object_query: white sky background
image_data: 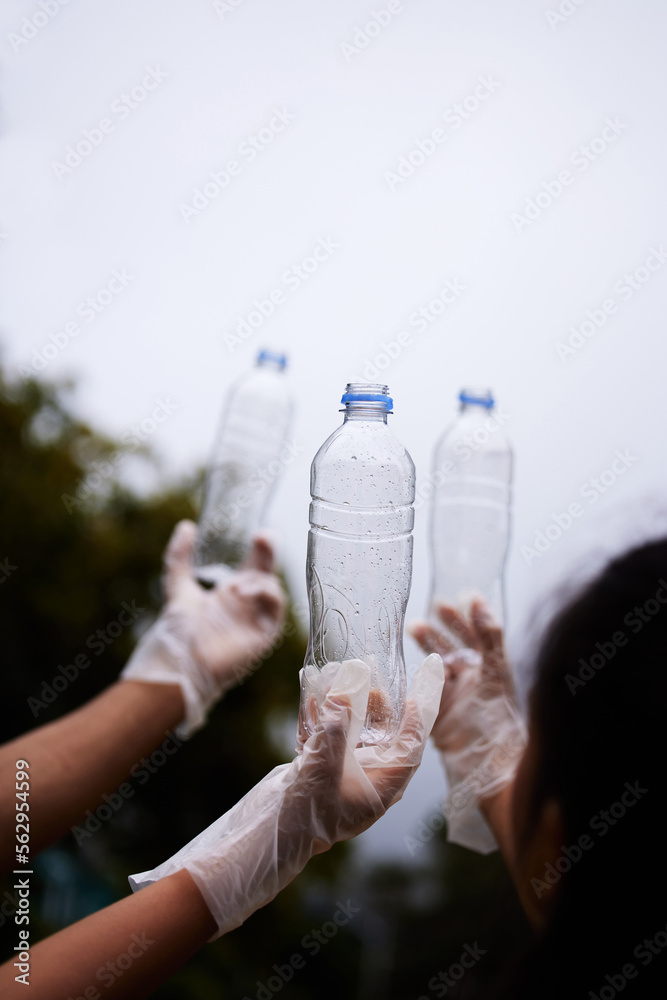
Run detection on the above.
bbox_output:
[3,0,667,860]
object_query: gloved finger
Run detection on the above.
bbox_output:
[242,532,276,574]
[296,693,318,753]
[362,701,423,808]
[163,520,198,601]
[296,661,345,754]
[297,660,370,762]
[228,571,287,629]
[366,686,395,737]
[470,598,505,661]
[365,654,444,764]
[408,622,462,667]
[302,694,351,789]
[434,604,477,649]
[326,659,371,750]
[360,654,444,770]
[406,653,445,741]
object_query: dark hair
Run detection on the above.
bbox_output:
[510,537,667,997]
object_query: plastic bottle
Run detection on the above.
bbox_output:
[428,387,512,629]
[300,382,415,747]
[194,350,293,585]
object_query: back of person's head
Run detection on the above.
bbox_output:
[510,536,667,998]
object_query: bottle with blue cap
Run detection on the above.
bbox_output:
[428,386,512,627]
[300,382,415,746]
[194,350,293,585]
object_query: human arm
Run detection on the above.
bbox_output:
[0,520,286,871]
[0,655,443,998]
[0,680,184,872]
[129,654,445,939]
[478,784,517,871]
[0,869,215,999]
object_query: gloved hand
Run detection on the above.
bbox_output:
[121,519,287,737]
[409,598,526,854]
[129,654,444,938]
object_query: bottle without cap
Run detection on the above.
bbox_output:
[428,388,512,629]
[300,383,415,747]
[194,350,293,586]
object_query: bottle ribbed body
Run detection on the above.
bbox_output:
[301,384,414,746]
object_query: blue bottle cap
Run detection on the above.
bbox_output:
[459,388,494,408]
[341,388,393,411]
[257,350,288,369]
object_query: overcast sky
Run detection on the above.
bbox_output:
[3,0,667,858]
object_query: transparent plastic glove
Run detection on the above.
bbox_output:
[409,598,526,854]
[121,519,286,738]
[128,654,444,938]
[297,659,405,752]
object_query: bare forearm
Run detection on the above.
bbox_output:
[0,681,184,868]
[0,869,216,998]
[479,783,517,874]
[479,783,544,929]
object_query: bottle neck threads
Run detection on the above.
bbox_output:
[341,382,393,422]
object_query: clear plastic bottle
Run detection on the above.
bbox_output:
[300,383,415,747]
[194,350,293,586]
[428,387,512,629]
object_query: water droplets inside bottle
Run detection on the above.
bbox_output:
[300,382,415,747]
